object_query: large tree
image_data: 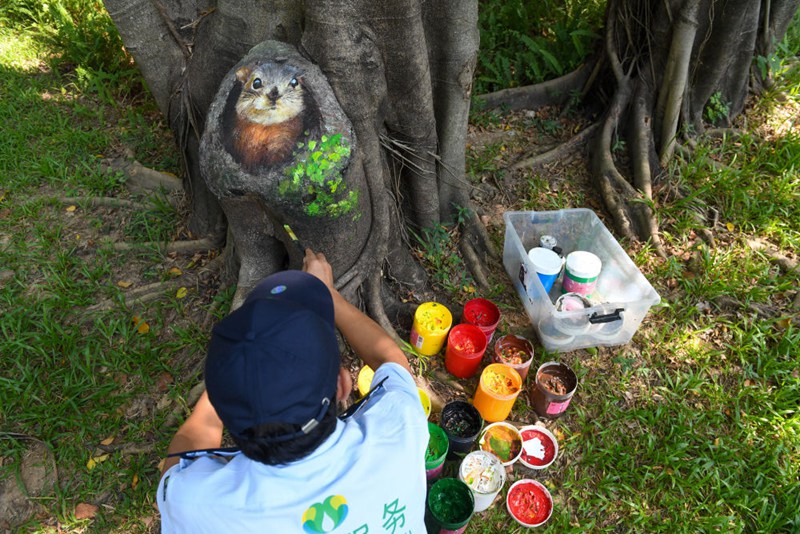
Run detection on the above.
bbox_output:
[103,0,488,330]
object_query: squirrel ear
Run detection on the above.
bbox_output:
[235,66,252,83]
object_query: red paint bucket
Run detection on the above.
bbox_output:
[461,298,501,343]
[444,324,488,379]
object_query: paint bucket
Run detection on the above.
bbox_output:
[410,302,453,356]
[440,401,483,457]
[527,247,563,293]
[418,388,432,418]
[472,364,522,423]
[562,251,602,297]
[445,324,488,379]
[478,421,523,466]
[492,334,534,381]
[458,450,506,512]
[530,361,578,419]
[506,479,554,528]
[425,478,475,534]
[426,422,449,481]
[461,298,501,343]
[518,425,559,470]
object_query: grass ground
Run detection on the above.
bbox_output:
[1,15,799,534]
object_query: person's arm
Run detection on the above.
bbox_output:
[302,249,412,375]
[161,390,224,474]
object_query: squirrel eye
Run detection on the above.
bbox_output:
[289,78,298,88]
[252,78,262,89]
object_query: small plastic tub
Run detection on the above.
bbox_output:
[492,334,534,381]
[506,479,554,528]
[410,302,452,356]
[518,425,558,470]
[478,422,523,466]
[444,324,488,379]
[562,251,602,297]
[472,364,522,423]
[527,247,563,293]
[462,298,501,343]
[426,422,449,480]
[459,450,506,512]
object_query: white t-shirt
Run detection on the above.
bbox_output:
[157,363,429,533]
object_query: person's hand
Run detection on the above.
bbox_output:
[302,248,334,289]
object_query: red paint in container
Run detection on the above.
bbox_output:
[445,324,488,379]
[518,425,558,470]
[462,298,501,343]
[506,479,553,528]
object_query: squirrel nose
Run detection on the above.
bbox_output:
[268,87,279,102]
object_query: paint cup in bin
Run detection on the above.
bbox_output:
[528,247,563,293]
[461,298,501,343]
[410,302,452,356]
[472,364,522,423]
[445,324,488,379]
[563,250,602,297]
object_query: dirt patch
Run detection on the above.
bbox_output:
[0,439,57,529]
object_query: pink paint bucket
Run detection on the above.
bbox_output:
[562,251,602,297]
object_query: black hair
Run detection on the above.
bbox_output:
[232,403,338,465]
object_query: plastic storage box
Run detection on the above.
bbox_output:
[503,209,660,352]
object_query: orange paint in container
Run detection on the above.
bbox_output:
[472,363,522,422]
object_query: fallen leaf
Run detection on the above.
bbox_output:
[168,267,182,276]
[157,458,166,472]
[87,454,109,470]
[75,502,98,520]
[132,473,139,490]
[137,321,150,334]
[744,379,756,387]
[100,436,115,446]
[66,205,77,212]
[176,287,188,299]
[157,372,174,392]
[776,318,791,330]
[726,222,735,232]
[117,280,133,288]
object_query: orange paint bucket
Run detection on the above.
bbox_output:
[472,364,522,423]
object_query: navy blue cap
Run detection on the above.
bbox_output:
[205,270,340,440]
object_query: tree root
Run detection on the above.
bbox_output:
[88,254,223,311]
[746,239,799,274]
[459,238,490,290]
[476,62,593,111]
[509,122,600,172]
[101,157,183,194]
[60,196,149,211]
[112,236,223,254]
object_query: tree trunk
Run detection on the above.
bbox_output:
[103,0,482,324]
[589,0,800,246]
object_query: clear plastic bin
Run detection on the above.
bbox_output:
[503,209,661,352]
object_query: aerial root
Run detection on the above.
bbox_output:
[509,122,600,172]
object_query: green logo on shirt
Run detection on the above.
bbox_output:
[302,495,349,533]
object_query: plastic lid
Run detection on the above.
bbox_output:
[565,251,602,279]
[527,247,563,276]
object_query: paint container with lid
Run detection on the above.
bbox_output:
[562,251,602,297]
[527,247,563,293]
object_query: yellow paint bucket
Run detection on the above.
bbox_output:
[357,365,375,397]
[418,387,432,418]
[357,366,431,418]
[409,302,452,356]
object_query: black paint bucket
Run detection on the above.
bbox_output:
[440,400,483,457]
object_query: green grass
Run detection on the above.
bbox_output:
[2,3,800,533]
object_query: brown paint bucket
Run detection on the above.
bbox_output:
[529,361,577,419]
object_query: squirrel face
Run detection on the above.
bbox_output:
[235,62,306,126]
